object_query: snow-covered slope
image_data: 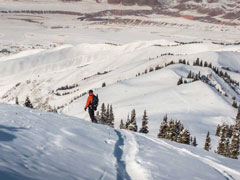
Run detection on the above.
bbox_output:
[0,39,240,150]
[0,103,239,180]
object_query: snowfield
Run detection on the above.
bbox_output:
[0,103,240,180]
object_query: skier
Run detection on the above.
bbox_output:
[84,90,98,123]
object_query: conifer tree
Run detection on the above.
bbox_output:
[192,137,198,147]
[195,58,200,66]
[187,71,192,78]
[177,77,183,85]
[182,129,190,144]
[215,124,221,136]
[100,103,107,124]
[139,110,149,134]
[204,131,211,151]
[166,120,175,141]
[216,127,227,156]
[158,115,168,138]
[208,63,212,69]
[24,96,33,108]
[15,97,19,105]
[229,132,240,159]
[125,114,130,129]
[224,138,230,157]
[236,105,240,120]
[109,105,114,128]
[174,120,184,139]
[232,101,238,108]
[178,129,190,144]
[204,61,208,67]
[119,119,125,129]
[128,109,138,132]
[106,104,110,122]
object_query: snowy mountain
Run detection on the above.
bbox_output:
[0,0,240,178]
[0,103,240,180]
[0,0,240,24]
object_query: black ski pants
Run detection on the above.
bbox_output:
[88,108,97,123]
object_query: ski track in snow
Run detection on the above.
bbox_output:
[123,131,151,180]
[143,135,240,180]
[114,130,131,180]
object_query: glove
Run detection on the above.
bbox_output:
[84,108,87,111]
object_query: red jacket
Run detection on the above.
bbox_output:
[85,92,94,109]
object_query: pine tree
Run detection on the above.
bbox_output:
[100,103,107,124]
[208,63,212,69]
[192,137,198,147]
[204,61,208,67]
[182,129,191,144]
[177,129,190,144]
[24,96,33,108]
[195,58,200,66]
[109,105,114,128]
[236,105,240,120]
[125,114,130,129]
[173,120,183,142]
[232,101,238,108]
[187,71,192,78]
[128,109,138,132]
[119,119,125,129]
[216,127,227,156]
[102,82,106,87]
[158,115,168,138]
[165,120,175,141]
[229,132,239,159]
[215,124,221,136]
[105,104,110,125]
[177,77,183,85]
[15,97,19,105]
[224,138,230,157]
[139,110,149,134]
[204,131,211,151]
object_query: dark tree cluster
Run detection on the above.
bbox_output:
[136,65,164,77]
[56,84,79,91]
[175,41,203,45]
[96,103,114,128]
[215,108,240,159]
[178,70,210,86]
[97,71,111,75]
[157,115,197,146]
[120,109,149,134]
[154,41,202,47]
[24,96,33,109]
[178,59,190,65]
[212,41,240,46]
[192,58,240,94]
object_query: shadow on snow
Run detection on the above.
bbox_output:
[0,125,26,142]
[114,130,131,180]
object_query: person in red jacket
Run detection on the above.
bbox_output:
[84,90,97,123]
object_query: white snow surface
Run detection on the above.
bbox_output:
[0,103,240,180]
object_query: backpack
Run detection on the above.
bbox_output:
[92,94,99,111]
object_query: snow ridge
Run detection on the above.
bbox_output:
[123,131,151,180]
